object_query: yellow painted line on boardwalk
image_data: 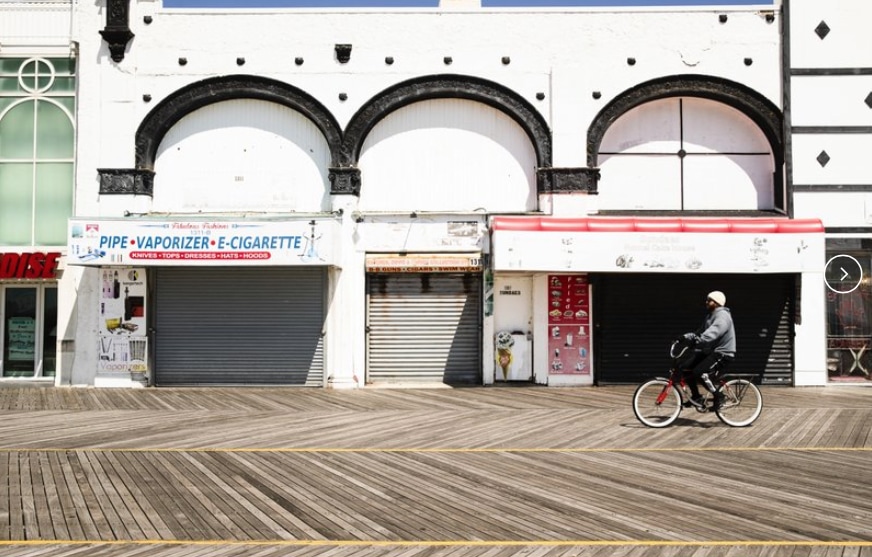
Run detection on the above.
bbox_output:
[0,446,870,453]
[0,539,871,548]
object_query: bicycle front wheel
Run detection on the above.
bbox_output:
[633,379,681,428]
[716,379,763,427]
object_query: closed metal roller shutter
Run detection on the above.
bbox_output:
[367,273,481,384]
[154,267,325,386]
[594,274,795,385]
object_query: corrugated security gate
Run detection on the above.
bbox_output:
[595,273,795,385]
[366,273,482,384]
[154,267,326,386]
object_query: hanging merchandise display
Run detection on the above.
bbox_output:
[98,268,147,376]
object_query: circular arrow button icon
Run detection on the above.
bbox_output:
[825,254,863,294]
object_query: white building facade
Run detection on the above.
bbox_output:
[6,0,864,387]
[786,0,872,384]
[0,1,75,381]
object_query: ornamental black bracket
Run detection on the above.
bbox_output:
[98,168,155,196]
[328,167,361,196]
[537,167,600,194]
[99,0,134,63]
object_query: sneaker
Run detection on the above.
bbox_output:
[711,392,725,410]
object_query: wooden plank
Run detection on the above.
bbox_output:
[20,453,40,539]
[74,451,135,540]
[65,450,113,541]
[53,451,92,541]
[0,452,9,540]
[41,451,73,540]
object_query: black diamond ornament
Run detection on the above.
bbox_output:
[817,151,831,168]
[865,92,872,109]
[815,21,830,39]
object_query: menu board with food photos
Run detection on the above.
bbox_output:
[547,274,591,375]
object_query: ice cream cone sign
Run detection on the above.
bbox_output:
[495,331,515,381]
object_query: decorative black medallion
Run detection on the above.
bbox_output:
[335,44,352,64]
[814,21,830,40]
[537,167,600,194]
[98,168,155,196]
[816,151,831,168]
[328,167,362,196]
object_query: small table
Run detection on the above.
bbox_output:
[828,337,871,377]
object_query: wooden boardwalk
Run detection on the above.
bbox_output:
[0,384,870,556]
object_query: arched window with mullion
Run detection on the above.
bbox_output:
[596,97,774,213]
[0,58,75,247]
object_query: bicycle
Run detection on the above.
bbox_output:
[632,338,763,428]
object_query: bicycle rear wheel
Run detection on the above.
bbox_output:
[715,379,762,427]
[633,379,681,428]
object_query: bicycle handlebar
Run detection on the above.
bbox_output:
[669,338,693,360]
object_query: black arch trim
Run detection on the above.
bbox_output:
[135,74,343,170]
[587,74,783,168]
[341,74,552,167]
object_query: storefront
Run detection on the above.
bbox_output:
[824,238,872,383]
[68,217,339,387]
[490,216,826,386]
[0,251,61,379]
[594,273,795,385]
[366,254,482,384]
[357,216,487,385]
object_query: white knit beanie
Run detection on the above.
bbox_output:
[707,291,726,306]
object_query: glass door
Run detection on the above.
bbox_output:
[2,285,57,378]
[3,287,37,377]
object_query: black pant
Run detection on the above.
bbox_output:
[679,351,733,399]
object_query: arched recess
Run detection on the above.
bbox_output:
[587,75,785,211]
[134,75,342,171]
[341,74,551,169]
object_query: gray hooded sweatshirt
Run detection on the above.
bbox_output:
[696,306,736,357]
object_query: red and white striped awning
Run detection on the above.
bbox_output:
[490,217,824,273]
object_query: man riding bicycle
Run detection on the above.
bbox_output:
[680,290,736,410]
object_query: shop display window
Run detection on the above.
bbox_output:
[826,239,872,382]
[1,285,56,378]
